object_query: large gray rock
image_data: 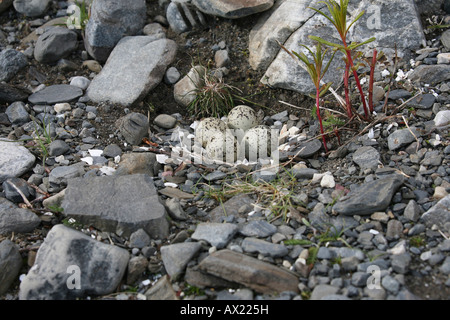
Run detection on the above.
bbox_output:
[28,84,83,105]
[192,0,274,19]
[0,140,35,184]
[62,174,169,238]
[13,0,50,17]
[87,36,177,107]
[33,27,78,65]
[0,83,29,103]
[19,224,130,300]
[197,249,299,294]
[84,0,147,62]
[332,175,404,216]
[387,126,422,151]
[0,49,28,82]
[0,0,13,14]
[0,239,22,295]
[408,64,450,86]
[255,0,426,94]
[0,197,40,235]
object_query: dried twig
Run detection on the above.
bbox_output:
[6,180,32,208]
[402,115,419,153]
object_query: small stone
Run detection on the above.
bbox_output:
[0,239,22,295]
[404,200,421,222]
[154,114,177,129]
[386,219,403,241]
[381,275,400,294]
[70,76,91,90]
[241,237,288,258]
[129,229,151,249]
[391,253,411,274]
[191,223,238,249]
[48,139,70,157]
[160,242,202,280]
[320,173,335,188]
[239,220,277,238]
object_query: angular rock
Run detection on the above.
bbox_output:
[434,110,450,127]
[144,275,179,300]
[164,197,188,220]
[239,220,277,238]
[0,49,28,82]
[84,0,147,62]
[115,112,149,145]
[167,0,207,34]
[129,229,151,249]
[62,174,169,238]
[87,36,177,106]
[241,237,288,258]
[208,194,255,222]
[192,0,274,19]
[48,139,70,157]
[126,255,148,285]
[173,65,206,107]
[332,175,404,216]
[386,219,403,240]
[406,93,436,109]
[197,249,299,294]
[33,27,78,65]
[160,242,202,280]
[0,140,35,184]
[387,127,422,151]
[0,197,41,234]
[19,224,130,300]
[69,76,91,90]
[13,0,51,17]
[0,83,29,103]
[352,146,380,170]
[310,284,339,300]
[408,64,450,85]
[28,84,83,105]
[421,195,450,231]
[0,239,22,295]
[259,0,425,94]
[191,223,238,249]
[404,199,421,222]
[6,101,30,125]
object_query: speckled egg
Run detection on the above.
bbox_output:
[243,125,273,160]
[227,105,259,131]
[195,117,227,147]
[205,130,237,162]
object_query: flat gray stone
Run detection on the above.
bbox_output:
[0,140,35,184]
[352,146,380,170]
[154,114,177,129]
[28,84,83,105]
[114,152,157,177]
[241,237,288,258]
[191,222,238,249]
[408,64,450,85]
[197,249,299,294]
[62,174,169,238]
[239,220,277,237]
[387,127,422,151]
[0,239,23,295]
[87,36,177,107]
[48,163,85,186]
[310,284,339,300]
[160,242,202,280]
[406,93,436,109]
[332,175,404,216]
[19,224,130,300]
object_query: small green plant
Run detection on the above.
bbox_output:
[26,115,55,167]
[187,66,242,118]
[183,284,205,296]
[308,0,376,119]
[410,235,426,248]
[280,41,336,153]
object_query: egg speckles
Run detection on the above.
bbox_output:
[243,125,273,160]
[205,130,237,161]
[227,105,258,131]
[195,117,227,147]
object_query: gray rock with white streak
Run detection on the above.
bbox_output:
[19,224,130,300]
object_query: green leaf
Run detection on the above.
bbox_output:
[319,82,333,97]
[308,36,344,50]
[348,37,376,50]
[346,10,365,35]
